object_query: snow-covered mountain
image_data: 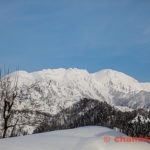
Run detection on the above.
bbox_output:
[10,68,150,114]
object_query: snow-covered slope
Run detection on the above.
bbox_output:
[0,126,149,150]
[9,68,150,113]
[141,83,150,92]
[131,114,150,123]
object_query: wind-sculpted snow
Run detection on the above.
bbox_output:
[9,68,150,114]
[0,126,149,150]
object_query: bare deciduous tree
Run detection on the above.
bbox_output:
[0,67,51,138]
[0,67,19,138]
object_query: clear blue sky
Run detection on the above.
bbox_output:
[0,0,150,82]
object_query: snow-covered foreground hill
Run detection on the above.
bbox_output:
[10,68,150,113]
[0,126,149,150]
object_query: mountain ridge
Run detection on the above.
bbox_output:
[8,68,150,114]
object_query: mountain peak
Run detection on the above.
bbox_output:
[6,68,150,114]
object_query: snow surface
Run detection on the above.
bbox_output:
[0,126,149,150]
[141,82,150,92]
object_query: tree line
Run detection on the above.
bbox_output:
[34,98,150,137]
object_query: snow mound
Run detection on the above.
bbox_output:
[0,126,149,150]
